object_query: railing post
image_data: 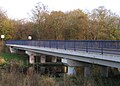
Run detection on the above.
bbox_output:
[64,40,66,50]
[39,41,41,47]
[57,41,59,49]
[35,41,37,46]
[49,40,51,48]
[117,41,119,49]
[101,41,103,54]
[44,41,45,47]
[74,41,76,51]
[86,41,88,52]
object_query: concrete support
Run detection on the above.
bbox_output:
[68,66,76,75]
[40,55,46,74]
[25,51,36,64]
[29,54,35,64]
[62,59,90,75]
[52,57,57,62]
[41,55,46,63]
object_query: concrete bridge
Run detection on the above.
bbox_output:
[6,40,120,77]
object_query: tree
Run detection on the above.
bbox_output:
[0,9,15,40]
[63,9,89,40]
[88,6,120,40]
[30,4,120,40]
[13,19,34,40]
[44,11,66,40]
[30,2,49,40]
[31,2,49,23]
[1,19,15,40]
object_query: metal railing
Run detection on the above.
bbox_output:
[6,40,120,55]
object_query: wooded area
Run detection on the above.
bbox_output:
[0,3,120,40]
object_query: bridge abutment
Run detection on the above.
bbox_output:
[9,47,17,53]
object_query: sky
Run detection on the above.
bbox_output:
[0,0,120,19]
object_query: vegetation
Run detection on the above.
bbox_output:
[0,53,119,86]
[0,2,120,41]
[0,68,120,86]
[0,53,27,61]
[0,53,28,66]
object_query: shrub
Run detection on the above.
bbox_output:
[0,57,6,65]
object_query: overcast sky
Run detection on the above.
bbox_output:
[0,0,120,19]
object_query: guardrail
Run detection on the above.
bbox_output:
[6,40,120,55]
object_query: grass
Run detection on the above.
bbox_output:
[0,53,27,60]
[0,53,28,66]
[0,71,58,86]
[0,69,120,86]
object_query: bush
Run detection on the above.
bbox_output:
[0,57,6,65]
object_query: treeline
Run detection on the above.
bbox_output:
[0,2,120,40]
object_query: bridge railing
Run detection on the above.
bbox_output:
[6,40,120,55]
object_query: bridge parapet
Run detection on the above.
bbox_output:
[6,40,120,55]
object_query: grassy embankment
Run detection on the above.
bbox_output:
[0,53,27,61]
[0,53,28,66]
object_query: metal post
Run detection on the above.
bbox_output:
[44,41,45,47]
[64,41,66,50]
[49,40,51,48]
[86,41,88,52]
[56,41,58,49]
[101,41,103,54]
[74,41,76,51]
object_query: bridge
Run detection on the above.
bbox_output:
[6,40,120,77]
